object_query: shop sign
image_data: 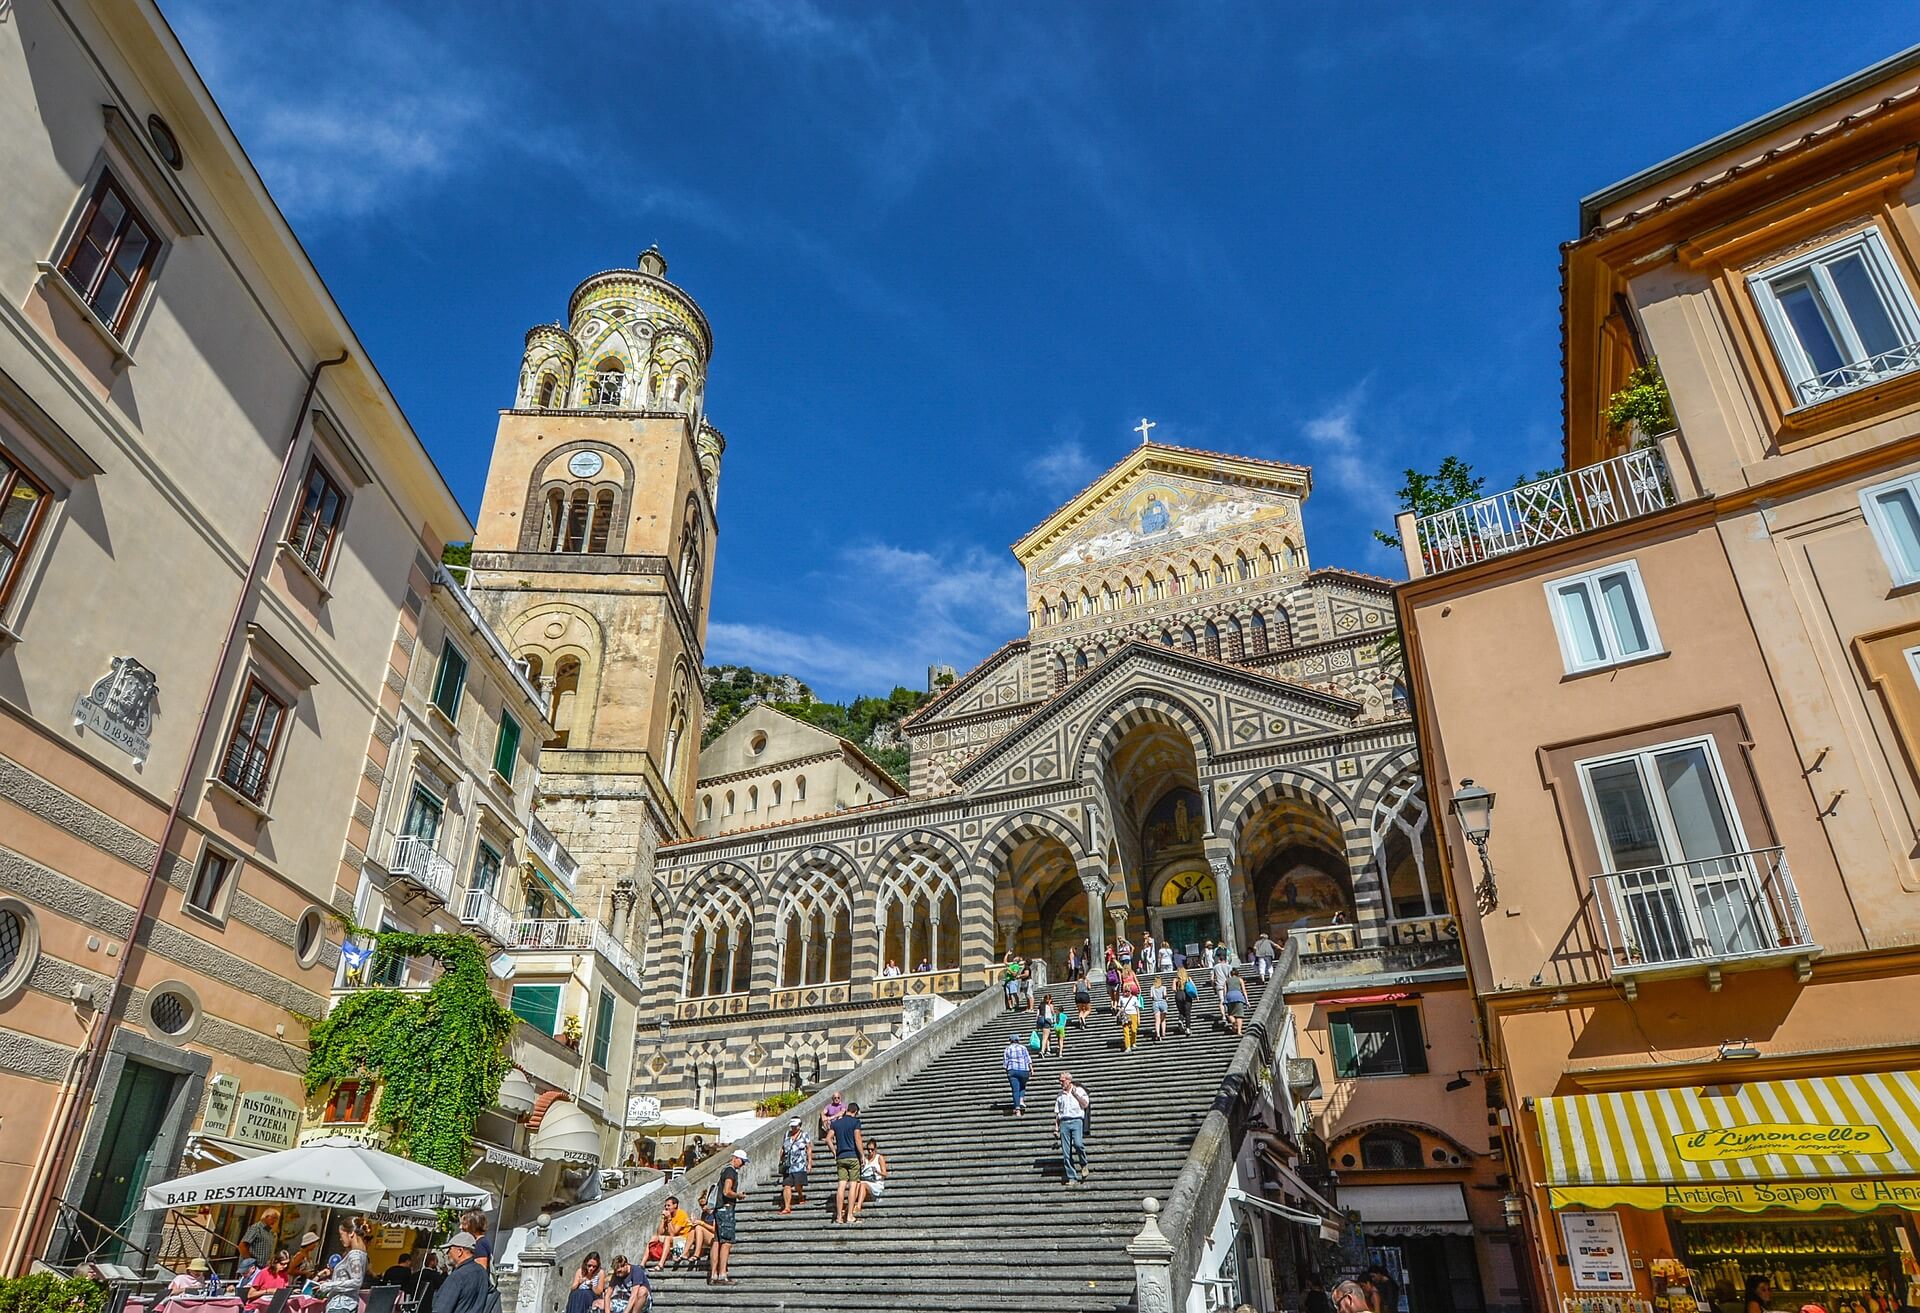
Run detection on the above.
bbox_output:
[1559,1211,1632,1291]
[1671,1122,1892,1163]
[202,1074,239,1135]
[299,1124,390,1149]
[1553,1178,1920,1214]
[233,1091,301,1150]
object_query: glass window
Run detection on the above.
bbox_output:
[1546,561,1660,673]
[472,842,502,895]
[432,643,467,721]
[1329,1006,1427,1078]
[187,849,235,915]
[591,986,615,1068]
[219,679,287,802]
[287,460,346,575]
[401,785,442,843]
[57,173,161,336]
[1862,474,1920,585]
[1359,1130,1422,1169]
[493,712,521,781]
[1750,230,1920,406]
[0,450,50,612]
[510,983,563,1036]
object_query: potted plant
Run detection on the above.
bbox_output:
[560,1014,583,1049]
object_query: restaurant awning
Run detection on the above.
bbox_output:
[1231,1187,1341,1240]
[1538,1071,1920,1212]
[530,868,582,919]
[1339,1183,1473,1236]
[1313,991,1411,1007]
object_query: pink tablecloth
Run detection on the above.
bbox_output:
[130,1299,246,1313]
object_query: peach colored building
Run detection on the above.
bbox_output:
[0,0,488,1273]
[1398,45,1920,1313]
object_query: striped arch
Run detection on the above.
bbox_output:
[973,810,1086,873]
[1353,744,1422,816]
[873,828,972,874]
[657,859,762,920]
[1216,766,1357,848]
[771,847,862,987]
[770,843,865,899]
[1071,688,1218,780]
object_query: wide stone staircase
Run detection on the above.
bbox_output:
[644,975,1267,1312]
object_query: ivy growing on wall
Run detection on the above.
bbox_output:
[304,932,516,1177]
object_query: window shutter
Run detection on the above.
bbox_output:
[1396,1007,1428,1074]
[1329,1011,1357,1078]
[509,984,562,1036]
[495,715,521,779]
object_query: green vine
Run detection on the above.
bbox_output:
[1603,361,1675,440]
[304,933,516,1177]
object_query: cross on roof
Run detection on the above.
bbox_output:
[1134,417,1156,445]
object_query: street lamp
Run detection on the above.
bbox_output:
[1450,779,1497,911]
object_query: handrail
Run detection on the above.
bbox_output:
[1590,845,1813,971]
[1413,446,1673,574]
[1148,940,1301,1311]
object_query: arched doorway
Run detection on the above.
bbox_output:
[1237,790,1353,948]
[1100,717,1207,950]
[999,833,1083,973]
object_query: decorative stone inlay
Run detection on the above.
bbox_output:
[0,1025,80,1083]
[0,754,156,870]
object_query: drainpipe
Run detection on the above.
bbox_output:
[18,350,349,1268]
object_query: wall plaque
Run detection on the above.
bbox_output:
[72,656,159,765]
[201,1074,239,1135]
[233,1090,300,1150]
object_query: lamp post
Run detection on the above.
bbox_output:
[1449,779,1497,912]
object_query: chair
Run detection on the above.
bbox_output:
[261,1288,292,1313]
[363,1287,403,1313]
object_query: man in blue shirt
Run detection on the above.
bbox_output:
[830,1101,866,1224]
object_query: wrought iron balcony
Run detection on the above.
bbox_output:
[527,817,580,886]
[457,885,516,947]
[1795,339,1920,406]
[1589,846,1816,992]
[510,917,642,989]
[1413,447,1674,575]
[388,833,455,904]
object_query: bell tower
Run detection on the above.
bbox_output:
[468,248,723,929]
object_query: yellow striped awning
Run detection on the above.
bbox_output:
[1537,1071,1920,1198]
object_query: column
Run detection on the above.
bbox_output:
[1079,865,1110,968]
[1210,856,1236,954]
[997,916,1019,958]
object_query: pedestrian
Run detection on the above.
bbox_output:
[819,1090,846,1144]
[1211,950,1231,1022]
[1104,957,1121,1011]
[1332,1280,1371,1313]
[1303,1274,1334,1313]
[599,1255,648,1313]
[1052,995,1069,1057]
[1202,939,1216,968]
[1073,971,1093,1028]
[1001,953,1021,1010]
[1053,1071,1091,1185]
[1174,964,1196,1034]
[687,1189,715,1265]
[1115,936,1133,972]
[1119,984,1141,1050]
[1139,932,1155,974]
[380,1252,417,1290]
[1038,993,1061,1056]
[1369,1264,1402,1313]
[778,1118,812,1214]
[1003,1028,1033,1115]
[434,1232,491,1313]
[458,1211,492,1270]
[1252,930,1278,981]
[851,1138,889,1221]
[1225,967,1248,1036]
[1156,942,1173,976]
[831,1100,866,1224]
[415,1253,444,1313]
[316,1219,369,1313]
[1016,956,1033,1009]
[1150,975,1169,1041]
[707,1147,746,1286]
[565,1254,604,1313]
[238,1209,281,1267]
[643,1200,686,1270]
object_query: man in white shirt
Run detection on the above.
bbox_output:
[1251,932,1278,981]
[1211,953,1231,1022]
[1053,1071,1091,1186]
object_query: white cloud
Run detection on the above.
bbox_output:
[707,540,1027,698]
[1025,439,1098,495]
[1300,385,1398,523]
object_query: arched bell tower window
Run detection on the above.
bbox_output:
[562,490,591,552]
[548,658,580,748]
[536,374,558,407]
[588,490,615,553]
[586,358,626,408]
[542,491,564,551]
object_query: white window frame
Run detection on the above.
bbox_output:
[1544,559,1663,674]
[1905,645,1920,692]
[1748,228,1920,408]
[1861,472,1920,587]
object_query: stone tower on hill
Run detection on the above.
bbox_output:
[467,248,721,935]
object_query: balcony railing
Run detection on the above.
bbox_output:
[527,817,580,886]
[388,833,455,904]
[1590,846,1815,984]
[458,886,516,947]
[1414,447,1674,575]
[1795,339,1920,406]
[510,918,642,989]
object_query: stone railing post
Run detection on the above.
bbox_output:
[1128,1197,1177,1313]
[512,1213,557,1313]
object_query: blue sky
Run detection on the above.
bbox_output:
[164,2,1911,702]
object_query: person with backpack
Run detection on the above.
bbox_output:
[1174,964,1197,1035]
[1003,1029,1033,1115]
[1118,985,1141,1052]
[1037,992,1060,1056]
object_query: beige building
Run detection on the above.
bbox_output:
[693,703,904,838]
[0,0,491,1271]
[1397,45,1920,1313]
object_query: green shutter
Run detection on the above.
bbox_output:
[591,988,615,1068]
[433,646,467,719]
[1329,1010,1357,1078]
[494,714,520,780]
[509,984,562,1036]
[1396,1006,1428,1075]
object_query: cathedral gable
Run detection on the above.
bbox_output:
[1029,471,1302,578]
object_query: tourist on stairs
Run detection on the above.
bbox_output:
[1073,970,1093,1029]
[1038,992,1061,1056]
[1119,983,1141,1051]
[1139,931,1155,975]
[1157,941,1174,976]
[1225,967,1249,1036]
[599,1255,647,1312]
[643,1200,689,1271]
[818,1090,846,1144]
[1052,993,1069,1057]
[1150,974,1169,1041]
[1003,1028,1032,1114]
[1054,1071,1091,1185]
[1211,950,1231,1024]
[830,1100,866,1223]
[778,1119,812,1215]
[707,1148,746,1286]
[851,1138,889,1221]
[1175,965,1196,1035]
[1001,953,1021,1010]
[1252,930,1278,981]
[565,1253,603,1310]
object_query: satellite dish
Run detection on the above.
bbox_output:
[489,952,516,980]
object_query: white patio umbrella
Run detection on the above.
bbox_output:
[142,1136,494,1215]
[634,1106,720,1136]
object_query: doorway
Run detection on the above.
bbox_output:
[63,1060,179,1263]
[1159,910,1218,957]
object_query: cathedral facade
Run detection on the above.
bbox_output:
[465,254,1439,1116]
